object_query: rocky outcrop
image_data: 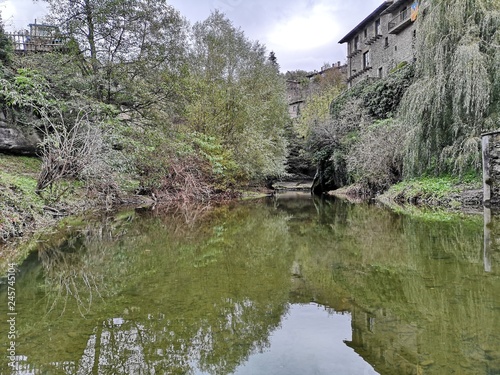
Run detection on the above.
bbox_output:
[0,112,41,155]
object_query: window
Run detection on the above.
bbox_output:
[363,51,370,69]
[375,19,381,35]
[364,28,368,38]
[385,37,389,47]
[354,36,359,50]
[400,6,408,21]
[378,67,383,78]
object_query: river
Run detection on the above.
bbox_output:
[1,193,499,374]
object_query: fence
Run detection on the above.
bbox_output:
[8,33,67,53]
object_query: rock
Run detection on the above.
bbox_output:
[0,121,41,155]
[461,189,482,207]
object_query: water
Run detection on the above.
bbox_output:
[1,193,499,375]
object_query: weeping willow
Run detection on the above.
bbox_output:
[401,0,500,177]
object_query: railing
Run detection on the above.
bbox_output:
[7,33,67,53]
[388,8,411,33]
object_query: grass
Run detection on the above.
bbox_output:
[389,176,462,199]
[0,154,41,175]
[380,175,482,213]
[0,155,44,240]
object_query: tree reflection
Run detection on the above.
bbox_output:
[2,203,293,374]
[2,197,499,375]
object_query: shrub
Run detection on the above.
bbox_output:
[347,118,405,193]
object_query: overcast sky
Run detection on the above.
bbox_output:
[0,0,381,72]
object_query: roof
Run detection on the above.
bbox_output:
[338,1,393,44]
[382,0,412,14]
[29,23,58,28]
[306,65,346,78]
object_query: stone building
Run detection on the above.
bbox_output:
[305,62,348,84]
[339,0,423,87]
[286,62,347,119]
[286,80,306,119]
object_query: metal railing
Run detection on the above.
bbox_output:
[388,8,411,33]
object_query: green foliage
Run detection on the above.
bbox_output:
[189,132,241,185]
[401,0,500,177]
[390,176,462,199]
[329,64,413,121]
[306,64,414,193]
[0,68,52,110]
[347,118,405,192]
[295,83,343,139]
[0,4,292,210]
[186,11,289,180]
[363,64,414,119]
[382,175,482,210]
[0,15,12,66]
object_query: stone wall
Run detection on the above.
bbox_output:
[482,131,500,209]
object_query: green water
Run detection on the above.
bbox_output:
[1,193,500,375]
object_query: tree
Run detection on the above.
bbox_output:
[185,11,289,179]
[400,0,500,177]
[0,13,12,65]
[41,0,189,111]
[268,51,279,71]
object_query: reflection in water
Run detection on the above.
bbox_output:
[0,194,499,375]
[233,303,377,375]
[484,207,492,272]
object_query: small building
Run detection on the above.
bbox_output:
[286,62,347,119]
[339,0,423,87]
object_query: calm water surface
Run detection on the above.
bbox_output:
[1,193,499,374]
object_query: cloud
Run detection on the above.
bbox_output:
[1,0,385,72]
[1,0,47,31]
[267,2,341,52]
[0,0,17,22]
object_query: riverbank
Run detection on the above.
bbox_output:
[0,153,155,272]
[328,176,484,213]
[0,154,485,275]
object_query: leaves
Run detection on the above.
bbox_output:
[401,0,500,177]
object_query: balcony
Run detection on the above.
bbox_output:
[388,8,412,34]
[365,33,382,45]
[347,48,362,59]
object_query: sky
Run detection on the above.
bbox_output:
[0,0,382,72]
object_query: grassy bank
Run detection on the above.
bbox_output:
[0,154,141,272]
[328,176,483,221]
[0,155,45,241]
[380,176,482,210]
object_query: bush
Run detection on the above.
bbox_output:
[347,118,405,193]
[308,64,415,194]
